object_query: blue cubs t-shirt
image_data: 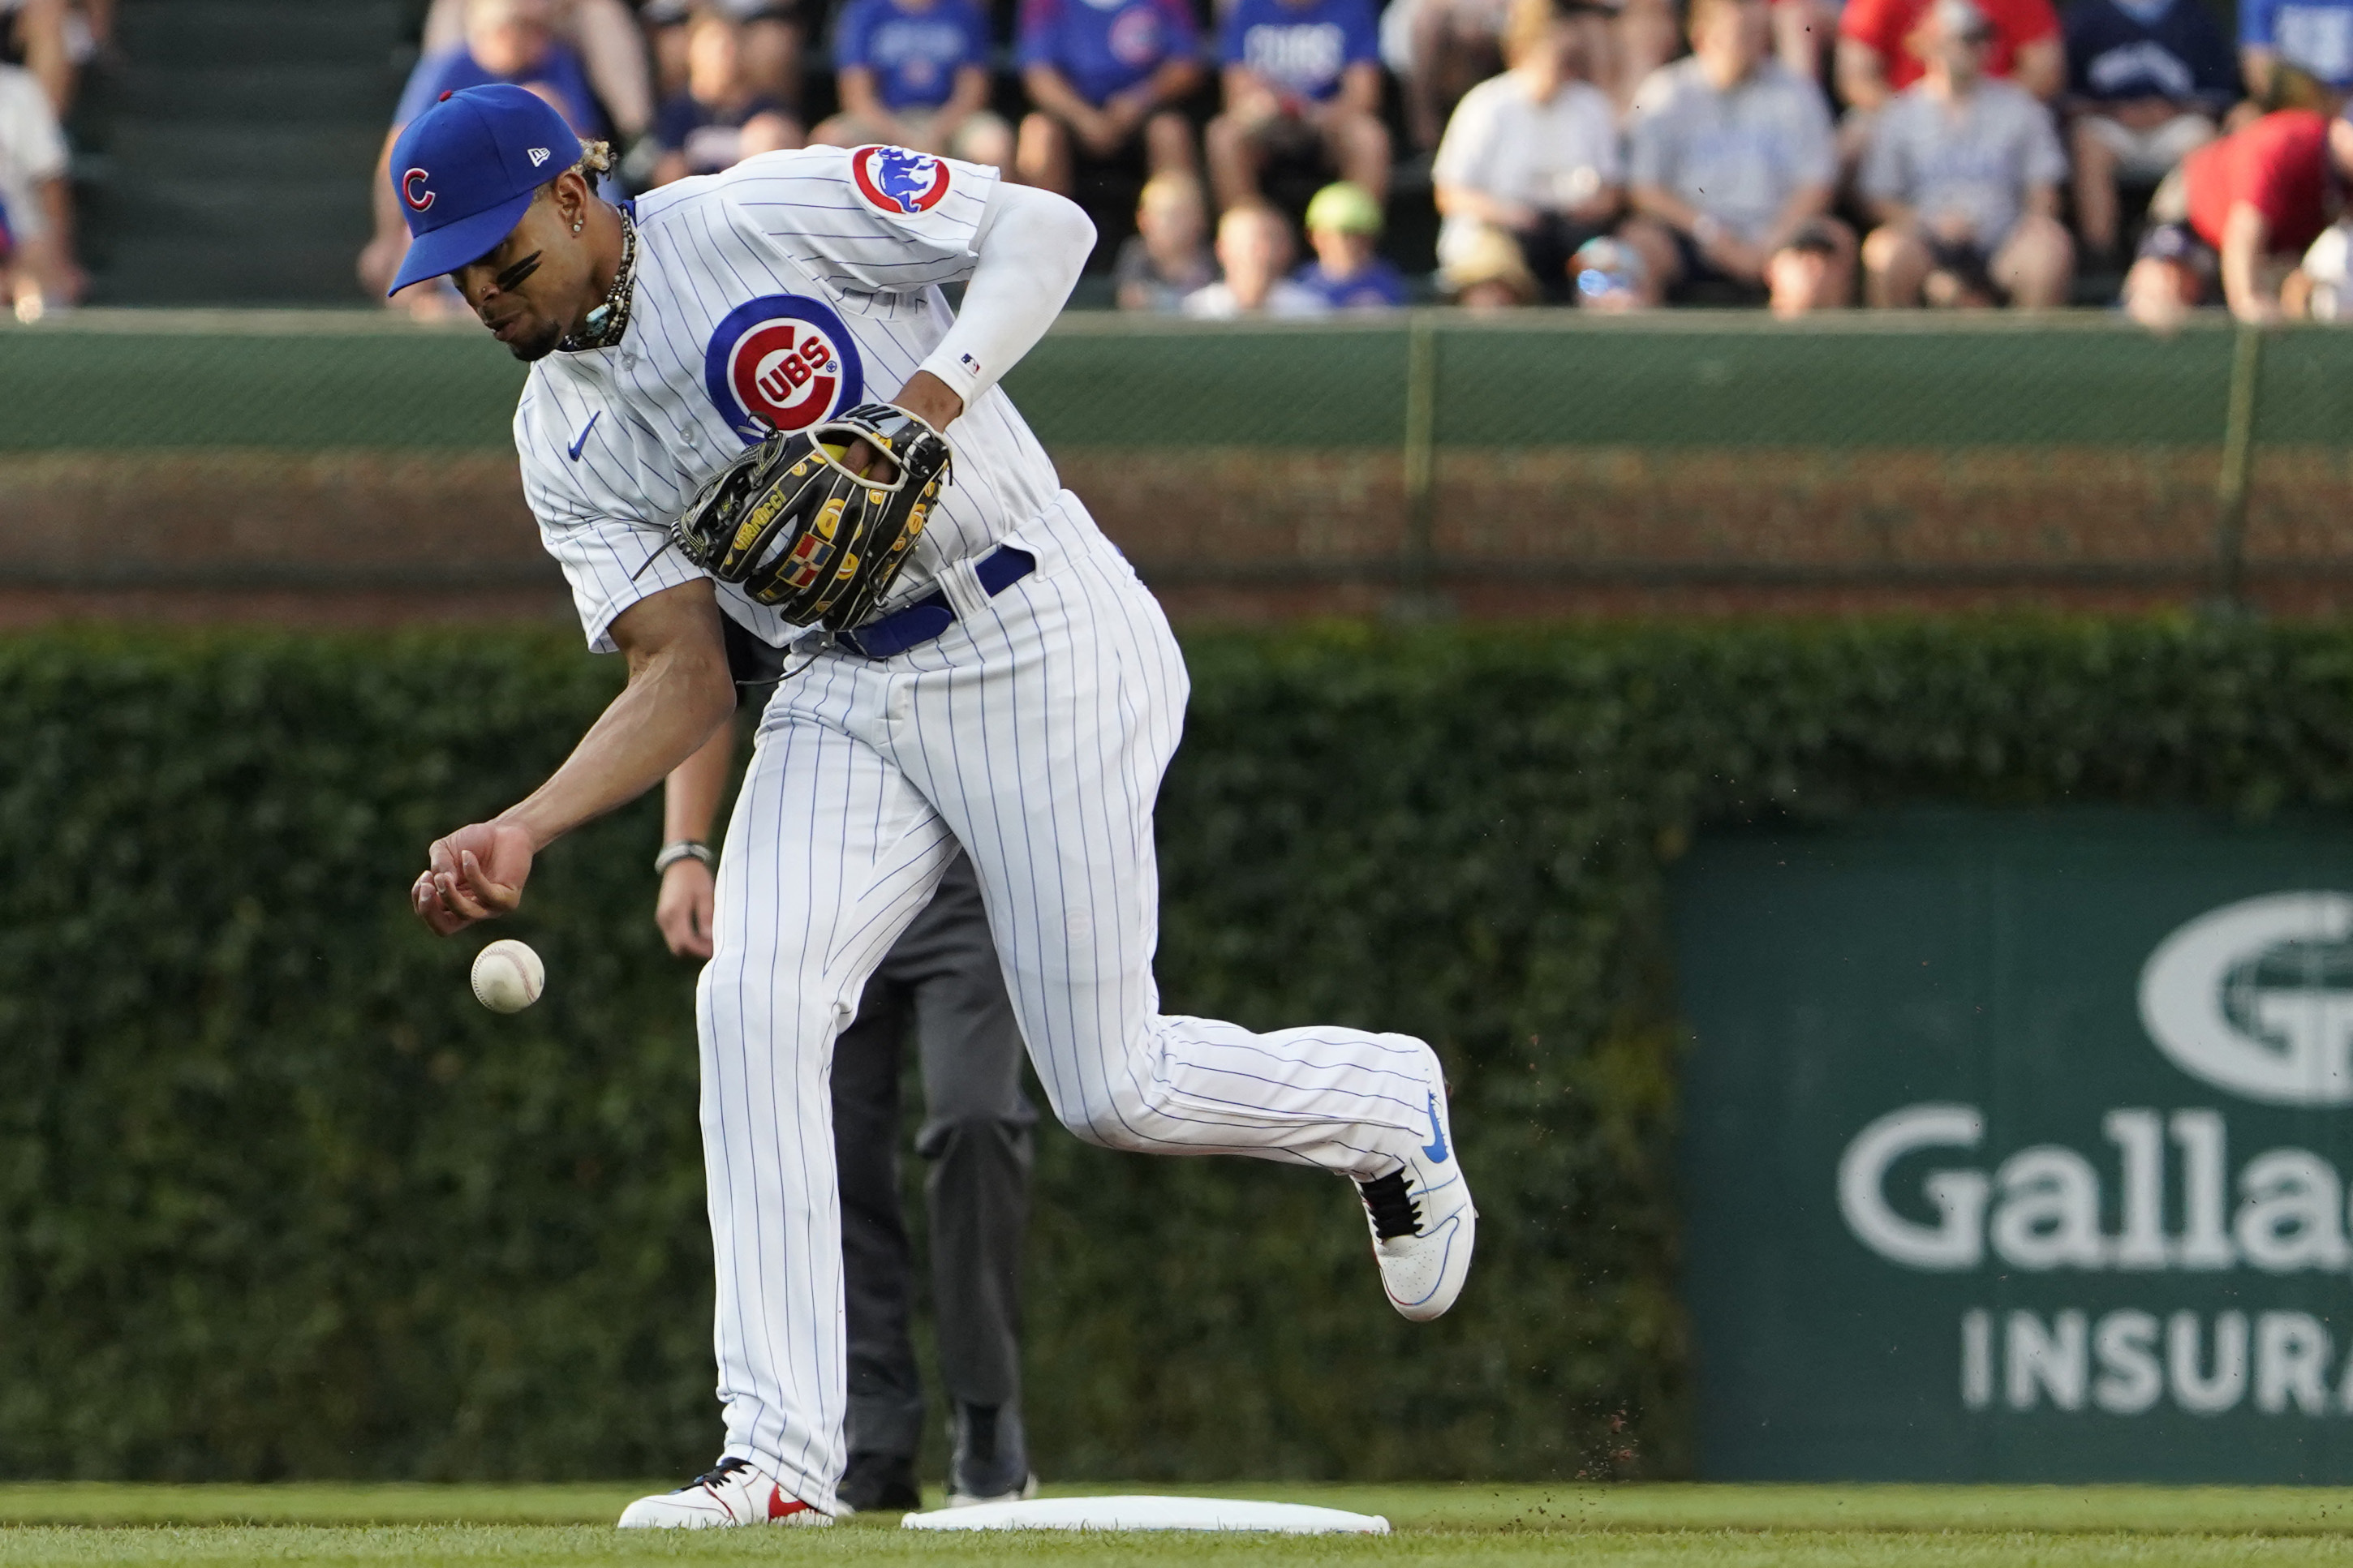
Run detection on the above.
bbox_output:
[653,92,792,174]
[1292,256,1408,309]
[834,0,996,111]
[393,41,605,134]
[1220,0,1379,101]
[1017,0,1199,105]
[2242,0,2353,86]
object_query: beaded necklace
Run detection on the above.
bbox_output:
[561,208,636,353]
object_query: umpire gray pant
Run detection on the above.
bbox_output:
[832,848,1035,1462]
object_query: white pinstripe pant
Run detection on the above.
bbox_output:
[697,492,1437,1506]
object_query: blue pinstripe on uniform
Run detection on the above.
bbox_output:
[516,147,1439,1511]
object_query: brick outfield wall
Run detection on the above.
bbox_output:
[9,445,2353,626]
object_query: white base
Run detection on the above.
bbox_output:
[901,1495,1391,1534]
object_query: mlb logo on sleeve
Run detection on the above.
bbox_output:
[850,145,952,217]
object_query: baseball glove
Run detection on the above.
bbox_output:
[672,403,953,631]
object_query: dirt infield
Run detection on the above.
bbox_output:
[7,446,2351,626]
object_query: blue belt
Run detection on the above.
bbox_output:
[835,545,1035,659]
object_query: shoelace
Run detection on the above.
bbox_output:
[1359,1171,1422,1241]
[690,1457,754,1490]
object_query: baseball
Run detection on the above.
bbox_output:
[471,939,545,1014]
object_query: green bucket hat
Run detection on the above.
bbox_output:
[1304,182,1383,237]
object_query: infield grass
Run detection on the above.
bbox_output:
[3,1484,2352,1565]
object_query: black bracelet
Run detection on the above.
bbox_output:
[654,840,716,875]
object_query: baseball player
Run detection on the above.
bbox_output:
[657,633,1039,1511]
[398,84,1474,1528]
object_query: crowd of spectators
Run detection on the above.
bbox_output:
[347,0,2353,321]
[0,0,104,320]
[3,0,2334,322]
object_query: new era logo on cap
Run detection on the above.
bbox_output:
[530,147,551,166]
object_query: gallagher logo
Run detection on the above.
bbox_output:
[402,168,435,211]
[2140,891,2353,1106]
[703,294,867,443]
[849,145,950,217]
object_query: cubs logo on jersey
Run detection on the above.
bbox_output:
[703,294,868,444]
[849,145,951,217]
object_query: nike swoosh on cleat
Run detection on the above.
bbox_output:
[567,410,601,461]
[1422,1091,1449,1162]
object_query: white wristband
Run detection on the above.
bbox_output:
[655,840,716,875]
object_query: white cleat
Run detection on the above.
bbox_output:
[616,1456,832,1529]
[1359,1041,1476,1321]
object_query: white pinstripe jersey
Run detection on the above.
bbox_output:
[514,145,1065,652]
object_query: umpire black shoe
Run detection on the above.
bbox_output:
[837,1450,922,1514]
[947,1402,1039,1506]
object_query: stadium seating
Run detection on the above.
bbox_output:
[80,1,409,305]
[24,0,2291,313]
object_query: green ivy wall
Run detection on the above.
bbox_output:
[6,617,2348,1481]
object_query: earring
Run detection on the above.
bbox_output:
[572,220,583,234]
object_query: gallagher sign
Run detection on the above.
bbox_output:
[1672,812,2353,1481]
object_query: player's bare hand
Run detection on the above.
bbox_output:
[837,436,898,483]
[656,857,718,960]
[412,820,535,936]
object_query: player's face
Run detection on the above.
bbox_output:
[452,178,598,363]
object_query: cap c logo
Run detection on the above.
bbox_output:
[402,168,435,212]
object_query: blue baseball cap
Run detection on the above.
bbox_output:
[387,84,580,295]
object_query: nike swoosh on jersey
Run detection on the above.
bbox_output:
[1422,1091,1449,1163]
[567,410,601,462]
